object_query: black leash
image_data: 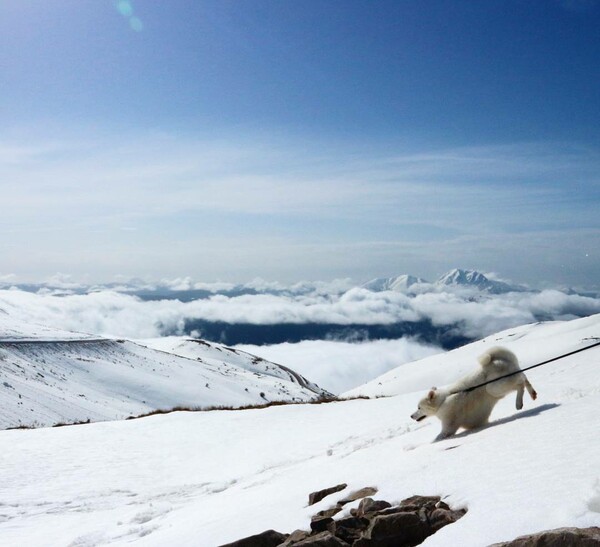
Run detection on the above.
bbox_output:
[455,338,600,395]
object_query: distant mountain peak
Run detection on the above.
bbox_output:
[361,274,429,292]
[436,269,520,294]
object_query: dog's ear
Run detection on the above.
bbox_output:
[427,389,436,400]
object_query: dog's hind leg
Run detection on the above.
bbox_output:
[515,385,524,410]
[525,377,537,400]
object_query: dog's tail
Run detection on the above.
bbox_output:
[478,346,518,368]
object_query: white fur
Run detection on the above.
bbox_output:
[411,346,537,441]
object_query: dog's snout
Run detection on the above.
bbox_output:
[411,410,426,422]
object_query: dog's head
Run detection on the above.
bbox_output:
[411,387,440,422]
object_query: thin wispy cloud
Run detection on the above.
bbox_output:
[1,131,598,284]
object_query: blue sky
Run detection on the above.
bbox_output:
[0,0,599,287]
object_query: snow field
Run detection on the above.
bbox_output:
[0,315,598,545]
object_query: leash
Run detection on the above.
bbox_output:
[454,338,600,395]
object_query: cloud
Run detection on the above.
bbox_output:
[235,339,443,394]
[0,273,17,283]
[0,284,598,342]
[1,131,598,285]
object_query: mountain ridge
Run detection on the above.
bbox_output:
[0,321,329,429]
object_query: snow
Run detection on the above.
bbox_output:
[435,268,521,294]
[0,311,97,342]
[0,315,599,546]
[0,331,328,429]
[361,275,429,292]
[139,336,325,395]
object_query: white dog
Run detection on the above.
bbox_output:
[411,346,537,441]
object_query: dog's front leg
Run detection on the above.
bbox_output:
[434,422,458,442]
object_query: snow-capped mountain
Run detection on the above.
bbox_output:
[435,268,524,294]
[1,314,598,546]
[360,269,527,294]
[0,319,328,429]
[361,274,429,292]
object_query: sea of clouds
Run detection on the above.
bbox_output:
[1,283,599,392]
[0,283,598,341]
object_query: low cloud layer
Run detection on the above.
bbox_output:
[0,285,598,342]
[235,338,442,394]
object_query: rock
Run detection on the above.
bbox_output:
[226,492,466,547]
[428,507,466,534]
[308,484,348,506]
[310,515,335,534]
[219,529,288,547]
[334,516,371,544]
[354,497,392,517]
[336,516,371,531]
[291,531,350,546]
[488,526,600,546]
[278,529,311,546]
[315,507,342,519]
[355,511,428,547]
[398,495,441,513]
[337,487,378,506]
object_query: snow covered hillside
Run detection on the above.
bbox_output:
[0,321,328,429]
[140,336,323,395]
[0,314,598,546]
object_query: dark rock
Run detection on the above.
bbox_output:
[279,529,311,546]
[355,498,392,517]
[334,516,371,544]
[315,507,342,519]
[291,531,350,546]
[226,492,466,547]
[278,530,309,546]
[309,484,348,506]
[375,506,415,517]
[310,516,335,534]
[336,516,371,530]
[428,507,466,534]
[337,487,378,506]
[399,495,441,513]
[219,529,288,547]
[488,526,600,546]
[355,511,428,547]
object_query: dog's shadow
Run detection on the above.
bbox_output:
[447,403,561,441]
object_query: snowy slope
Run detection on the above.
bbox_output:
[140,336,325,395]
[0,315,599,546]
[0,310,98,341]
[343,314,600,399]
[0,324,328,429]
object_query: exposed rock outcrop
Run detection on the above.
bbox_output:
[309,484,348,506]
[489,526,600,546]
[219,528,289,547]
[219,487,466,547]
